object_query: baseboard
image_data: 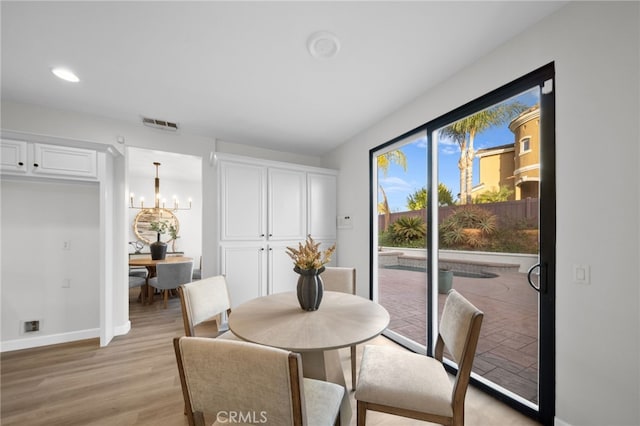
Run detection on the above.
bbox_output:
[555,416,572,426]
[114,320,131,337]
[0,328,100,352]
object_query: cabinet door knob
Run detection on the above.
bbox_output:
[268,233,273,237]
[260,234,265,237]
[18,162,24,166]
[33,163,39,167]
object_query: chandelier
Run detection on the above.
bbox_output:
[129,162,192,211]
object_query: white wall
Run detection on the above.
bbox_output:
[0,101,216,342]
[0,101,325,343]
[1,179,100,346]
[325,2,639,426]
[216,139,324,168]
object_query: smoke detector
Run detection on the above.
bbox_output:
[307,31,341,59]
[142,117,179,131]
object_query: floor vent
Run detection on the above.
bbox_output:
[142,117,179,131]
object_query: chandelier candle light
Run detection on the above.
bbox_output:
[129,162,192,211]
[130,162,191,259]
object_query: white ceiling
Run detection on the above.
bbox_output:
[1,1,566,157]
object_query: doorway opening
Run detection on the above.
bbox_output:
[126,147,203,311]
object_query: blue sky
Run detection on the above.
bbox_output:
[378,89,539,212]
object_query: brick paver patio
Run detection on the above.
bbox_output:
[378,267,539,404]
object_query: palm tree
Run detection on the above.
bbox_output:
[377,150,407,231]
[441,101,528,204]
[406,183,455,210]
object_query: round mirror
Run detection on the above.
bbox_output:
[133,208,179,245]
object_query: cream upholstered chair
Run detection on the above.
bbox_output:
[174,337,344,426]
[355,289,483,426]
[177,275,239,340]
[148,261,193,309]
[321,266,358,390]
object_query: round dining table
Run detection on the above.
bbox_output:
[229,291,390,424]
[128,255,192,304]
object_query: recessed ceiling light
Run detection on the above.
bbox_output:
[307,31,341,59]
[51,67,80,83]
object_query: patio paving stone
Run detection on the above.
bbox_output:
[378,265,540,404]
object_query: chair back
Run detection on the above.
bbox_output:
[155,261,193,290]
[174,337,305,425]
[178,275,232,337]
[436,289,483,409]
[321,266,355,295]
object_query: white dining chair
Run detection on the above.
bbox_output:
[355,289,484,426]
[174,337,344,426]
[178,275,239,340]
[322,266,358,389]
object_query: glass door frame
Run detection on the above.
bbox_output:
[369,129,429,355]
[369,62,555,424]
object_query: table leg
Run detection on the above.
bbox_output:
[301,350,351,425]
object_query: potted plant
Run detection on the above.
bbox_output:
[168,224,180,252]
[286,235,336,311]
[438,268,453,294]
[149,220,169,260]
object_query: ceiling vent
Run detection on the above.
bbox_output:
[142,117,179,131]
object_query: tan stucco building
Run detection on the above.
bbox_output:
[473,105,540,200]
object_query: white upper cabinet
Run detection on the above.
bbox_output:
[268,168,307,241]
[1,140,98,180]
[307,172,337,240]
[32,143,97,178]
[219,161,312,242]
[220,161,267,241]
[0,140,28,173]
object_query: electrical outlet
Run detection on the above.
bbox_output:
[63,240,71,250]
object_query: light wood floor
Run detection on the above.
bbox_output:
[1,290,540,425]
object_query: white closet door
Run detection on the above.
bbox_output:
[220,162,266,241]
[268,168,306,241]
[220,244,266,307]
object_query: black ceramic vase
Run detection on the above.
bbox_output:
[149,233,167,260]
[295,266,325,311]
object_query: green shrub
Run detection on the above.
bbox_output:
[390,216,426,245]
[439,206,497,250]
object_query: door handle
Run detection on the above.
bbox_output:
[527,263,541,293]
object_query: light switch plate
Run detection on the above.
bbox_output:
[573,264,590,284]
[337,215,353,229]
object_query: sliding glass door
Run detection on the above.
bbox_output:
[370,64,555,423]
[371,131,428,353]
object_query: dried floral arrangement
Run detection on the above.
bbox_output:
[286,235,336,271]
